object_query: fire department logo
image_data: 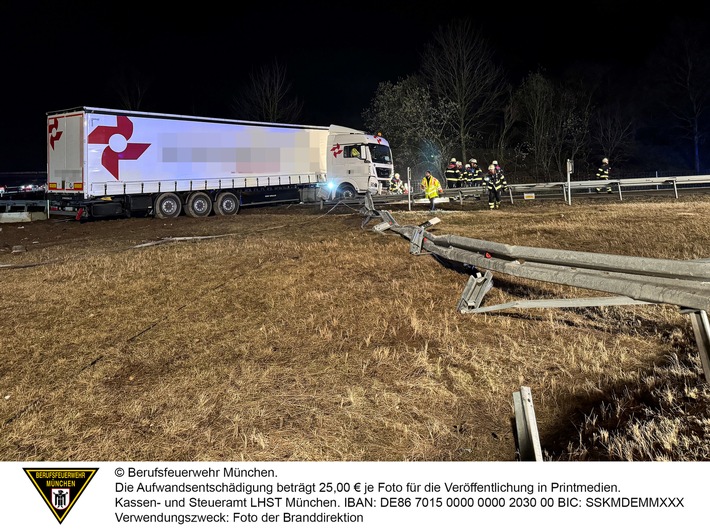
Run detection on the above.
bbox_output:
[87,116,150,180]
[24,467,98,524]
[48,118,63,150]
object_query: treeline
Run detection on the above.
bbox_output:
[361,19,710,182]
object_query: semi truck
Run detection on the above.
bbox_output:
[46,107,395,219]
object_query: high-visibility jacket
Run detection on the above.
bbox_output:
[421,175,442,199]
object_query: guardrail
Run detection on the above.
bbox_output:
[362,193,710,385]
[523,174,710,204]
[324,173,710,211]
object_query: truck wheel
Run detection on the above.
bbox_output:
[185,191,213,217]
[214,192,240,216]
[337,184,357,199]
[154,192,182,219]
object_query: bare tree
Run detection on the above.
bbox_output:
[232,60,303,123]
[420,20,507,162]
[666,39,710,173]
[112,65,152,110]
[515,72,556,178]
[514,71,593,181]
[495,86,520,163]
[592,102,635,166]
[647,19,710,173]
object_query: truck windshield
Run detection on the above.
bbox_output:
[368,144,392,164]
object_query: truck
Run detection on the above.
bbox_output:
[46,107,395,219]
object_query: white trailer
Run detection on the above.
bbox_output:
[46,107,394,219]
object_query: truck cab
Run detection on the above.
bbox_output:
[325,128,394,199]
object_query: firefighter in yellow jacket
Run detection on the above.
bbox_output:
[421,170,443,211]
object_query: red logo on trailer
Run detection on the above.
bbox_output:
[87,116,150,180]
[48,118,63,149]
[330,143,343,158]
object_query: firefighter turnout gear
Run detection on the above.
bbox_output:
[485,164,508,209]
[445,159,461,188]
[389,173,403,194]
[596,158,612,193]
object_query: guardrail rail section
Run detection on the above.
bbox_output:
[360,194,710,385]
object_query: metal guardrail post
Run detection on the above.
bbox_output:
[457,271,494,313]
[681,309,710,384]
[513,386,543,461]
[409,226,425,255]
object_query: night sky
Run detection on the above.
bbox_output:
[1,1,705,174]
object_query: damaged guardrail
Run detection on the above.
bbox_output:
[362,194,710,384]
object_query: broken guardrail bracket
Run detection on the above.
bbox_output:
[410,226,425,255]
[372,210,398,234]
[457,270,494,313]
[360,192,380,229]
[363,191,376,213]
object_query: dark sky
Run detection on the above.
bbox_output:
[1,1,706,172]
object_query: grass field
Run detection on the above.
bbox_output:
[1,195,709,461]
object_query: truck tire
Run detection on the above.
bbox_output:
[214,192,240,216]
[184,191,213,217]
[154,192,182,219]
[337,184,357,199]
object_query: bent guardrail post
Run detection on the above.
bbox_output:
[465,295,650,314]
[457,271,494,312]
[681,309,710,383]
[513,386,543,461]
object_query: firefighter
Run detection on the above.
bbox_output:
[389,173,403,194]
[464,163,473,186]
[444,158,461,188]
[456,160,465,185]
[421,170,443,211]
[469,158,483,198]
[492,159,503,177]
[484,163,508,209]
[596,157,612,193]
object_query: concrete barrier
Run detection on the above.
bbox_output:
[0,211,47,223]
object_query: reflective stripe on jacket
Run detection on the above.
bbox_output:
[421,176,442,199]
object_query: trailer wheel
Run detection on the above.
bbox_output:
[337,184,357,199]
[214,192,240,216]
[184,191,213,217]
[154,192,182,219]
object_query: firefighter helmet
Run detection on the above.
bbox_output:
[470,158,477,164]
[450,158,457,163]
[492,160,498,165]
[602,157,609,164]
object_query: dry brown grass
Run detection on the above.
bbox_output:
[1,194,710,461]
